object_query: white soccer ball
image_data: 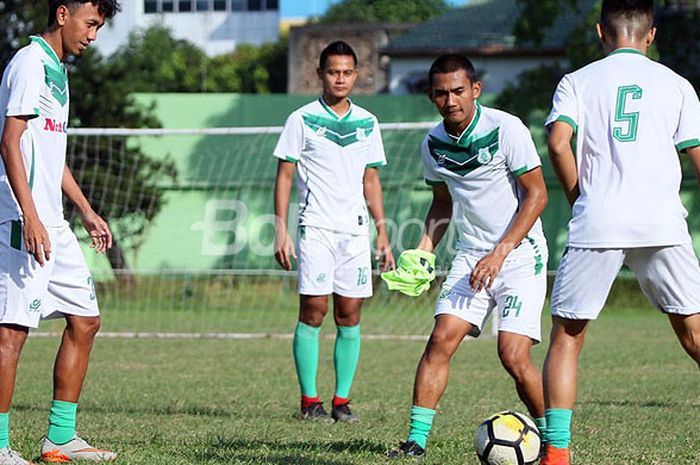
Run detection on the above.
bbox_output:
[475,411,541,465]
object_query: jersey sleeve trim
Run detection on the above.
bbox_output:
[5,107,40,118]
[553,115,578,132]
[511,165,531,177]
[284,156,299,163]
[676,138,700,153]
[366,161,385,168]
[425,179,446,186]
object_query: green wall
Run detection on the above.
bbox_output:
[81,94,700,274]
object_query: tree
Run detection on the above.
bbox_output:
[109,25,209,92]
[67,48,177,281]
[206,38,288,93]
[318,0,450,23]
[0,1,44,66]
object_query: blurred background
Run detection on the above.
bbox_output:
[1,0,699,336]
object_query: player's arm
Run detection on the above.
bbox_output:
[470,167,548,291]
[416,183,452,253]
[62,164,112,253]
[363,167,395,271]
[687,145,700,188]
[0,116,51,265]
[548,120,579,206]
[274,160,297,270]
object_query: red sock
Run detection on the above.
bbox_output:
[301,395,321,409]
[332,395,349,407]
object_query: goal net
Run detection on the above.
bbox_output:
[63,123,501,338]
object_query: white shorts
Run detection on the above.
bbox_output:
[297,225,372,298]
[0,221,100,328]
[551,244,700,320]
[435,237,548,342]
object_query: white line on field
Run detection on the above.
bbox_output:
[27,331,486,342]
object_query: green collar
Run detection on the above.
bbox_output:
[30,35,63,66]
[608,47,646,57]
[318,96,353,121]
[444,101,482,146]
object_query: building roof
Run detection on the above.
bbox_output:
[383,0,596,57]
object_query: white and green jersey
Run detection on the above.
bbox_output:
[546,48,700,248]
[422,102,545,253]
[274,98,386,236]
[0,36,69,227]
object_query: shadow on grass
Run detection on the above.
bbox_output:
[185,438,386,464]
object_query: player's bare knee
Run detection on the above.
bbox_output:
[67,316,101,340]
[0,327,28,356]
[498,345,532,380]
[424,331,459,363]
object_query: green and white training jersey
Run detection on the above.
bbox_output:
[274,97,386,236]
[422,102,544,253]
[546,48,700,248]
[0,36,69,227]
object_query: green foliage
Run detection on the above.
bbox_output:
[206,38,288,93]
[0,1,44,65]
[656,7,700,89]
[66,48,177,265]
[109,26,209,92]
[318,0,450,23]
[513,0,581,46]
[106,25,287,93]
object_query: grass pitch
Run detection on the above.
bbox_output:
[10,304,700,464]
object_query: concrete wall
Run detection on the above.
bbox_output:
[288,24,413,95]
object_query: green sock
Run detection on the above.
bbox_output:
[407,406,436,449]
[535,416,547,444]
[333,324,361,399]
[47,400,77,445]
[0,412,8,449]
[293,321,321,398]
[545,408,572,448]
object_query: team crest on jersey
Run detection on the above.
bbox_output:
[436,152,448,166]
[356,127,367,141]
[477,147,493,164]
[316,126,327,137]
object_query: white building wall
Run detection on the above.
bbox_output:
[389,56,561,95]
[94,1,279,58]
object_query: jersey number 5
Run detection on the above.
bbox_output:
[613,85,643,142]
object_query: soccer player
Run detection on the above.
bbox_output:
[0,1,120,464]
[388,54,549,458]
[273,41,395,423]
[541,1,700,464]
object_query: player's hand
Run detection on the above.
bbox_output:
[469,250,507,292]
[375,232,395,272]
[80,210,113,254]
[274,228,296,271]
[23,215,51,266]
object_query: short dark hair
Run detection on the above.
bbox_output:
[48,0,121,27]
[600,0,654,40]
[319,41,357,69]
[428,54,478,87]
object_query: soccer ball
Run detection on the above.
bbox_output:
[475,411,541,465]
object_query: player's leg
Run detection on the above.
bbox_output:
[541,248,622,465]
[0,220,50,464]
[390,253,488,458]
[626,244,700,367]
[330,233,372,422]
[330,295,362,422]
[493,240,548,438]
[0,325,29,454]
[40,226,115,462]
[295,227,335,420]
[497,333,544,419]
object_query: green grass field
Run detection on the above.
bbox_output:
[11,301,700,464]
